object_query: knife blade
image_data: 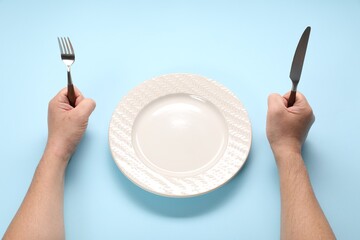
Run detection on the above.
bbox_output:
[287,26,311,107]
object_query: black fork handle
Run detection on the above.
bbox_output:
[67,71,76,107]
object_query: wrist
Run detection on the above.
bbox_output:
[45,136,75,162]
[270,140,302,157]
[272,147,301,159]
[44,141,72,165]
[273,148,306,174]
[40,148,69,174]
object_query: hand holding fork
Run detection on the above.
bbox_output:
[57,37,76,107]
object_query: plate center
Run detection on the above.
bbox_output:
[132,93,228,175]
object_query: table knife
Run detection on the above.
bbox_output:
[288,26,311,107]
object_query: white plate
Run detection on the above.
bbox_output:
[109,73,251,197]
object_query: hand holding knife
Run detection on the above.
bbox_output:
[288,26,311,107]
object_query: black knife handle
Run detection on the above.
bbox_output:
[287,90,296,107]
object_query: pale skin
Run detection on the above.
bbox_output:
[3,87,96,240]
[4,88,334,239]
[266,91,336,240]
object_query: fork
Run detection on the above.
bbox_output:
[57,37,76,107]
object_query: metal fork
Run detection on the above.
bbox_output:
[57,37,76,107]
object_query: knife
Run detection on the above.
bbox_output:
[287,26,311,107]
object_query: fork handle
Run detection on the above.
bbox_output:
[67,71,76,107]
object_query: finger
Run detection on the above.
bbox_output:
[282,91,291,100]
[50,87,85,109]
[268,93,286,107]
[59,86,84,107]
[75,95,85,106]
[73,85,83,98]
[73,86,85,106]
[57,86,82,97]
[56,87,68,98]
[282,91,309,109]
[50,87,69,105]
[54,87,81,101]
[75,98,96,118]
[289,91,309,108]
[293,91,307,102]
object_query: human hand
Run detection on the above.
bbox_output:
[266,91,315,156]
[45,87,96,163]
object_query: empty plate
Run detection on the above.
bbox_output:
[109,73,251,197]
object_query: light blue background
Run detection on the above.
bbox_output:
[1,0,359,239]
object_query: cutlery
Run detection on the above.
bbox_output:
[57,37,76,107]
[288,26,311,107]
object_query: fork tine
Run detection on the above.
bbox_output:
[64,37,71,54]
[57,37,64,54]
[67,37,74,55]
[60,37,68,54]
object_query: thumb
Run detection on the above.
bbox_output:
[75,98,96,119]
[268,93,286,108]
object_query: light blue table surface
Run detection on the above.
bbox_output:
[1,0,359,239]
